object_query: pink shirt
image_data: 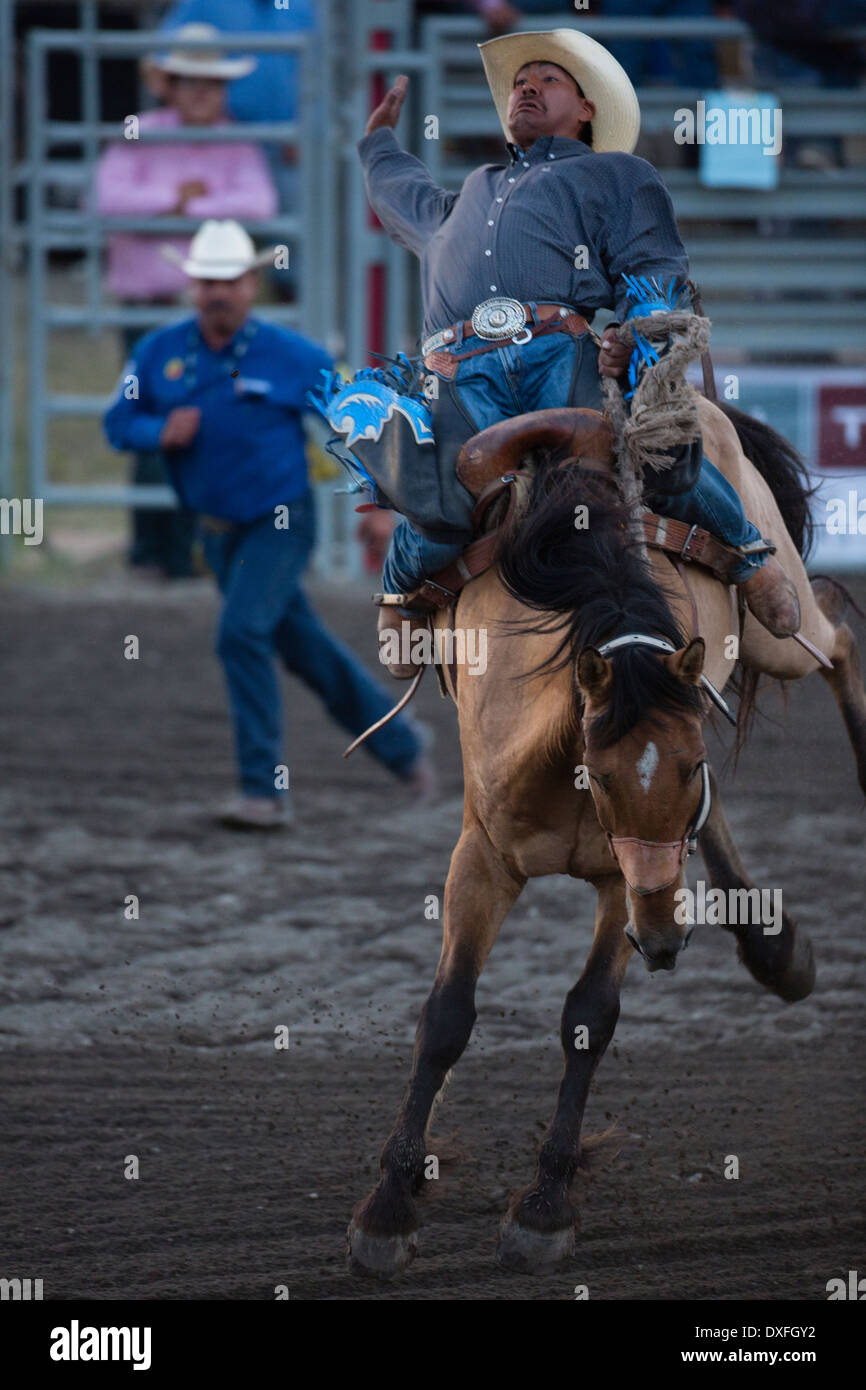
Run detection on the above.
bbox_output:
[94,107,278,300]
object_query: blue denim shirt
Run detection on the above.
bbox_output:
[358,128,692,339]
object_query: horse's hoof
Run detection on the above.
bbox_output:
[346,1219,418,1279]
[496,1217,575,1272]
[772,928,816,1003]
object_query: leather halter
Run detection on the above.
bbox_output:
[588,633,716,894]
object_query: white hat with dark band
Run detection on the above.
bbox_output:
[479,27,641,155]
[154,23,256,81]
[161,220,275,280]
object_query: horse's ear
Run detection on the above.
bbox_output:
[577,646,613,703]
[664,637,706,686]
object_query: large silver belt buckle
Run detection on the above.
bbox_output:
[471,296,526,341]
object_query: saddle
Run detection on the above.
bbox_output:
[357,404,828,752]
[377,408,768,614]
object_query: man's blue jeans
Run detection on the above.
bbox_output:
[383,326,764,594]
[384,320,601,593]
[203,491,421,798]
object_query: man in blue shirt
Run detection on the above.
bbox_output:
[104,220,432,828]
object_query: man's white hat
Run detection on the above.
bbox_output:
[479,27,640,154]
[154,23,256,81]
[162,220,275,279]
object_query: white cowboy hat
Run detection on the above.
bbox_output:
[161,220,275,279]
[479,27,641,155]
[154,23,256,81]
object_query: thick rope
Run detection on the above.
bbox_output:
[601,310,711,562]
[603,311,711,482]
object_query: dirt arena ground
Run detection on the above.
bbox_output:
[0,572,863,1301]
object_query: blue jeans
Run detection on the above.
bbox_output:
[383,317,602,594]
[647,464,765,581]
[203,492,421,798]
[383,327,765,594]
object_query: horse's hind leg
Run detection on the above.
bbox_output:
[347,821,525,1278]
[812,577,866,795]
[498,874,632,1272]
[699,769,815,1002]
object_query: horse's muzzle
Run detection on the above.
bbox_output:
[626,922,694,972]
[608,834,687,895]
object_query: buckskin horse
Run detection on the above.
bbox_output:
[347,394,866,1277]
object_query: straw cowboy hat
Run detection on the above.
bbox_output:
[479,27,641,154]
[162,220,276,279]
[154,23,256,81]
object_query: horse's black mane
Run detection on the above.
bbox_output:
[497,464,703,748]
[497,405,815,754]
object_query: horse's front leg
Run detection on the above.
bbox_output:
[498,873,633,1271]
[347,820,525,1278]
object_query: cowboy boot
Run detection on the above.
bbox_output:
[739,556,801,638]
[377,605,430,680]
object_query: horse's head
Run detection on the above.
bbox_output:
[578,637,709,973]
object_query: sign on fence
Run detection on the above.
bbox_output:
[691,367,866,571]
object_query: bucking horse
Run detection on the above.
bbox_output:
[345,313,866,1278]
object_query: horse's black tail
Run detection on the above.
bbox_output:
[716,401,816,560]
[716,402,818,758]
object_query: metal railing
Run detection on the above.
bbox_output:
[2,0,865,574]
[0,0,14,516]
[24,26,336,502]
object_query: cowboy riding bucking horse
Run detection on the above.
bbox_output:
[312,24,802,672]
[306,22,866,1279]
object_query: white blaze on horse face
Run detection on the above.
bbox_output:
[636,741,659,793]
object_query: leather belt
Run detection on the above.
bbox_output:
[422,302,584,353]
[423,309,591,381]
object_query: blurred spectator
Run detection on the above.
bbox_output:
[416,1,721,76]
[416,2,523,37]
[103,220,433,826]
[723,1,865,171]
[726,1,864,87]
[158,0,318,211]
[601,0,719,88]
[95,24,277,577]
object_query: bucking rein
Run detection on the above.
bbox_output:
[339,302,831,761]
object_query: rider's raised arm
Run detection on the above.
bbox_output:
[357,127,459,259]
[591,153,693,324]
